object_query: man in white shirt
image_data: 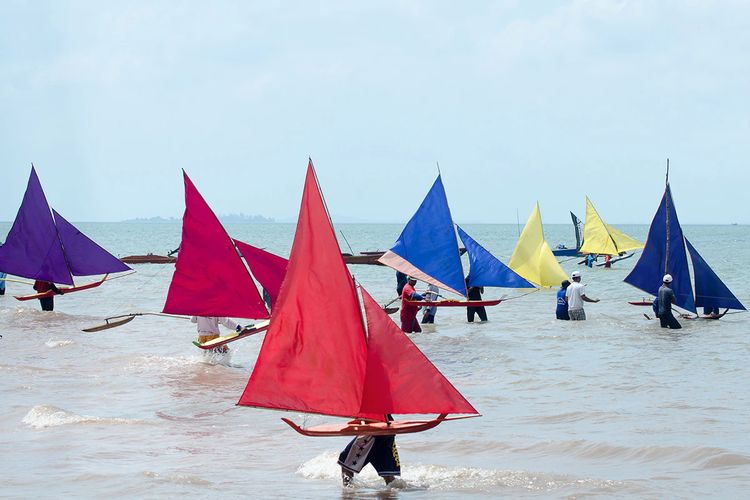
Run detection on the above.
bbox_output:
[191,316,241,351]
[565,271,600,320]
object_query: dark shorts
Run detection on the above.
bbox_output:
[338,435,400,477]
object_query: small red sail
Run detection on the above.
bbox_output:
[232,239,288,309]
[162,171,269,319]
[238,160,368,417]
[358,287,478,417]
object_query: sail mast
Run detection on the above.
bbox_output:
[665,158,670,274]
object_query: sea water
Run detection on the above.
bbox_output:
[1,222,749,499]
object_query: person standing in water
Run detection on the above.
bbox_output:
[338,416,400,487]
[400,276,424,333]
[466,276,487,322]
[565,271,599,320]
[657,274,681,329]
[556,280,571,320]
[421,284,439,324]
[0,271,6,296]
[33,280,63,311]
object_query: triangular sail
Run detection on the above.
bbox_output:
[233,239,288,309]
[456,225,535,289]
[162,171,269,319]
[579,197,643,255]
[624,185,695,313]
[508,203,568,288]
[0,167,73,285]
[572,212,583,249]
[378,176,466,297]
[238,161,368,418]
[358,287,478,418]
[686,238,746,311]
[53,210,131,276]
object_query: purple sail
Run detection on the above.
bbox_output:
[53,209,131,277]
[0,167,73,284]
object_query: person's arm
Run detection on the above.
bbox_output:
[219,317,239,331]
[50,283,63,295]
[581,293,600,303]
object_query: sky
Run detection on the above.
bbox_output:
[0,0,748,224]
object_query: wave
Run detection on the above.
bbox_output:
[22,405,145,429]
[44,338,74,348]
[297,451,623,493]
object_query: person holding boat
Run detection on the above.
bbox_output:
[33,280,63,311]
[556,280,571,320]
[421,284,439,324]
[338,416,401,487]
[400,276,424,333]
[565,271,599,320]
[466,276,488,322]
[657,274,681,329]
[191,316,242,352]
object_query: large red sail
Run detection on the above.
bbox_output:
[162,171,269,319]
[238,160,368,417]
[232,239,288,309]
[358,287,478,417]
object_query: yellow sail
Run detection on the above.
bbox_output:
[579,197,644,255]
[509,203,568,288]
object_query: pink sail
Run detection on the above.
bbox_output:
[238,160,368,417]
[162,171,269,319]
[233,239,288,309]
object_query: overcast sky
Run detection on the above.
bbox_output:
[1,1,748,224]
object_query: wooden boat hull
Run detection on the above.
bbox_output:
[282,417,445,437]
[193,321,270,350]
[120,254,176,264]
[628,301,652,306]
[552,248,580,257]
[342,248,466,266]
[408,299,502,307]
[15,276,108,301]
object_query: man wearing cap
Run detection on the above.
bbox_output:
[657,274,681,329]
[565,271,600,320]
[400,276,424,333]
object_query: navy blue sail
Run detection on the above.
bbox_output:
[456,225,535,289]
[378,175,467,297]
[624,185,696,313]
[686,238,746,311]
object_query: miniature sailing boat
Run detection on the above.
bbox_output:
[0,166,131,300]
[579,197,643,262]
[238,161,479,436]
[624,174,745,315]
[163,171,272,348]
[552,212,584,257]
[456,226,535,289]
[377,175,502,307]
[508,203,568,288]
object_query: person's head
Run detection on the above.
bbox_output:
[408,276,417,285]
[663,273,673,286]
[561,279,571,289]
[571,271,581,282]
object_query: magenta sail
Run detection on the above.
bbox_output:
[0,167,131,285]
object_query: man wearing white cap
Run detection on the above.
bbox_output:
[657,274,681,329]
[565,271,600,320]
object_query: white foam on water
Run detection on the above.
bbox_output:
[45,338,74,348]
[297,451,622,493]
[143,471,213,486]
[22,404,145,429]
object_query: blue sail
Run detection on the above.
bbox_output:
[378,175,466,297]
[456,225,535,289]
[686,238,746,311]
[624,185,695,313]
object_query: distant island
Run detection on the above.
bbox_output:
[123,213,275,223]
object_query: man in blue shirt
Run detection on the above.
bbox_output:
[556,280,570,320]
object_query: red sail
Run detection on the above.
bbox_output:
[358,287,478,417]
[238,160,368,417]
[232,239,288,309]
[162,171,269,319]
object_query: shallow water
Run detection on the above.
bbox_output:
[1,222,749,498]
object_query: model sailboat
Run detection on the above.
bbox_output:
[624,168,745,315]
[238,160,479,436]
[508,203,569,288]
[162,171,272,348]
[377,175,503,307]
[579,197,643,263]
[0,166,131,300]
